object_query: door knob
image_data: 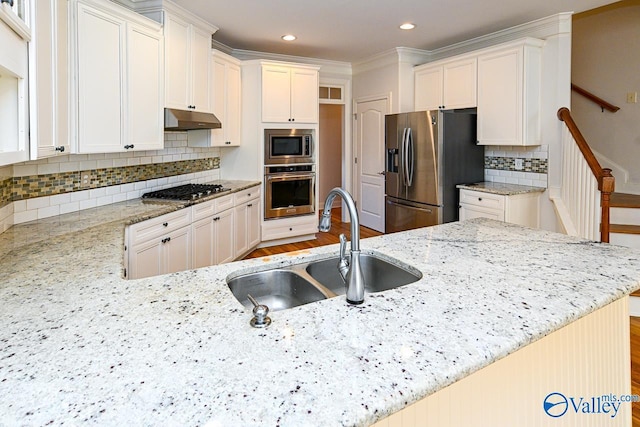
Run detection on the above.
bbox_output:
[377,171,386,175]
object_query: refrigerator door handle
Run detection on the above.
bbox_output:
[407,127,414,187]
[386,199,434,214]
[401,127,408,186]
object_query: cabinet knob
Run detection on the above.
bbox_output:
[247,204,252,207]
[478,198,483,201]
[162,237,171,243]
[163,222,168,227]
[55,146,65,152]
[289,227,293,231]
[124,144,135,149]
[225,141,231,145]
[291,118,295,122]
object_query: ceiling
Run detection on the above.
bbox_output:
[172,0,618,63]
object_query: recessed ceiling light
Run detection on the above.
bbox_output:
[399,23,416,30]
[281,34,297,41]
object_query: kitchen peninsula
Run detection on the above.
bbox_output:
[1,200,639,425]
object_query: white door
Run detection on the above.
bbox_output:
[355,98,387,232]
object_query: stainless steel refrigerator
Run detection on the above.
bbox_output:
[385,109,484,233]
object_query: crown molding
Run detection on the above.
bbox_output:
[126,0,218,34]
[429,12,572,61]
[352,47,431,75]
[231,49,352,76]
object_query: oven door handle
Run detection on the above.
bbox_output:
[266,173,315,181]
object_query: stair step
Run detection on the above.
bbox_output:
[611,193,640,209]
[610,224,640,235]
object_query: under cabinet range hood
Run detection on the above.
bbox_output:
[164,108,222,131]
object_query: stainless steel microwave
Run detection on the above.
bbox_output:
[264,129,313,165]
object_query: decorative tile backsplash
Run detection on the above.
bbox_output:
[0,132,222,229]
[483,145,548,188]
[10,157,219,201]
[484,156,548,173]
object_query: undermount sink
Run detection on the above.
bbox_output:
[226,252,423,311]
[227,269,328,311]
[305,254,423,295]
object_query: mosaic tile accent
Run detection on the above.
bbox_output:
[485,156,548,174]
[0,177,12,209]
[7,157,219,202]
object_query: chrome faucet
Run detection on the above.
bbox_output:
[318,188,365,304]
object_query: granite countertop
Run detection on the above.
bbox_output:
[1,192,640,425]
[457,182,546,195]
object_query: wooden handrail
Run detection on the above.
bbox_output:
[557,107,615,243]
[571,84,620,113]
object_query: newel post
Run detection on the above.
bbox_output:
[600,168,615,243]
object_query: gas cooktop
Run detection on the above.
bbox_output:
[142,184,230,201]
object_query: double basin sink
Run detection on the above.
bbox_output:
[227,252,423,311]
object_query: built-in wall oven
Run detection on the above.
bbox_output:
[264,165,315,219]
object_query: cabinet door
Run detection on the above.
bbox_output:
[164,13,190,109]
[290,67,318,123]
[127,23,163,150]
[477,48,521,145]
[442,58,477,109]
[30,0,70,159]
[192,216,214,269]
[164,226,192,274]
[414,66,442,111]
[215,208,235,264]
[129,239,163,279]
[247,199,261,250]
[210,57,226,146]
[262,65,291,122]
[76,2,124,153]
[225,62,242,145]
[234,204,249,258]
[190,26,211,113]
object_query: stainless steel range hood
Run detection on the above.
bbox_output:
[164,108,222,131]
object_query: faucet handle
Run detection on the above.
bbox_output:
[339,233,348,261]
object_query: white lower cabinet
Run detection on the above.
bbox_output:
[458,188,540,228]
[126,185,261,279]
[233,189,261,259]
[128,224,192,279]
[192,207,234,268]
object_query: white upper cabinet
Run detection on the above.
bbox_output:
[157,7,214,113]
[28,0,70,160]
[414,56,477,111]
[476,38,543,146]
[262,64,318,123]
[71,0,163,153]
[189,50,242,148]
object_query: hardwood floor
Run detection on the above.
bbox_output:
[632,317,640,426]
[244,208,382,259]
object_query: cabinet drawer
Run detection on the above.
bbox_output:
[128,208,192,244]
[262,215,317,241]
[234,186,261,205]
[459,189,505,211]
[192,194,234,221]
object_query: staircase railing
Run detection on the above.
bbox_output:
[571,84,620,113]
[556,107,615,242]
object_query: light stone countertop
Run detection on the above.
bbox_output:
[457,181,547,195]
[1,189,640,426]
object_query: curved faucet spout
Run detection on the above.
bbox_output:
[318,188,365,304]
